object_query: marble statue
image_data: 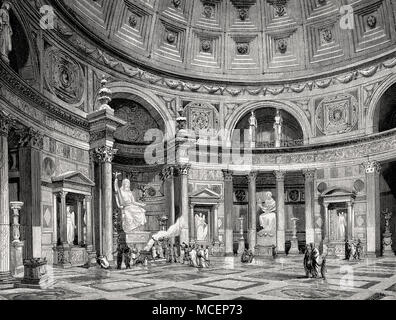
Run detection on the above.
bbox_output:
[114,173,147,233]
[249,110,258,145]
[337,211,347,240]
[274,109,283,148]
[0,1,12,64]
[66,206,75,245]
[258,192,277,237]
[195,213,208,241]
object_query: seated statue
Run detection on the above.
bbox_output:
[114,173,147,233]
[258,192,277,237]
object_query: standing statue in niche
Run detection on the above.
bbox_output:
[337,211,347,241]
[114,172,147,233]
[249,110,258,147]
[66,206,75,245]
[0,1,12,64]
[274,109,283,148]
[195,213,208,241]
[258,192,277,237]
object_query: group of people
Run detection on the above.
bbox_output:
[151,241,211,268]
[303,243,327,279]
[346,239,363,261]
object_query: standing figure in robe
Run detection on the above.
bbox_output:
[337,211,347,241]
[274,109,283,148]
[66,206,75,245]
[0,2,12,64]
[195,213,208,241]
[114,173,147,233]
[249,110,258,147]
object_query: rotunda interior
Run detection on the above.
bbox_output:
[1,0,396,300]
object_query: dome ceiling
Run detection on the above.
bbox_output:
[56,0,396,83]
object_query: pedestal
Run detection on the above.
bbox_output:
[11,241,24,276]
[237,217,245,255]
[17,259,53,289]
[382,232,394,257]
[55,245,72,268]
[255,230,276,258]
[289,217,300,255]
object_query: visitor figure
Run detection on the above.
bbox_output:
[0,2,13,64]
[114,173,147,232]
[190,245,198,267]
[311,244,320,278]
[204,246,210,267]
[131,245,139,266]
[179,243,186,264]
[303,244,313,277]
[173,244,179,263]
[258,192,277,237]
[151,244,158,260]
[274,109,283,148]
[195,213,208,241]
[116,241,131,270]
[66,206,75,245]
[303,243,327,279]
[356,239,363,260]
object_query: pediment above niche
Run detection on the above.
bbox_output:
[190,188,221,199]
[52,171,95,187]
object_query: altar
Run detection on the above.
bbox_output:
[321,188,356,259]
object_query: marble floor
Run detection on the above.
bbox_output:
[1,256,396,300]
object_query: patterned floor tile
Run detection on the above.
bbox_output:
[129,287,216,300]
[91,280,152,292]
[195,279,267,291]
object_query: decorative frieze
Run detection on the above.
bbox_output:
[17,128,44,150]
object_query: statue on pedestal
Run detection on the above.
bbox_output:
[0,2,12,64]
[114,172,147,233]
[258,192,277,237]
[382,209,394,256]
[66,206,75,245]
[274,110,283,148]
[195,213,208,241]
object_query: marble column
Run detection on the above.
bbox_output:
[364,161,381,257]
[303,169,316,245]
[162,166,175,244]
[0,112,14,286]
[178,164,191,245]
[248,172,258,252]
[85,195,96,266]
[96,146,117,261]
[58,192,68,246]
[189,203,195,243]
[77,198,83,245]
[18,128,43,260]
[323,203,330,244]
[212,204,219,243]
[222,170,234,255]
[275,171,286,255]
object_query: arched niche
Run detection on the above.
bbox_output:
[226,100,311,144]
[235,107,304,147]
[6,3,38,84]
[372,82,396,133]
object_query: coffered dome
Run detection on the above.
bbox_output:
[55,0,396,83]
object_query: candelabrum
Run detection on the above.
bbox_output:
[289,217,300,255]
[10,201,23,243]
[238,217,245,254]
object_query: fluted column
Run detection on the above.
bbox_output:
[0,112,13,286]
[303,169,316,245]
[161,166,175,244]
[248,172,258,252]
[18,127,43,260]
[364,161,381,257]
[212,204,219,243]
[275,171,286,255]
[96,146,118,261]
[189,203,195,242]
[58,191,68,245]
[85,196,93,251]
[222,170,234,255]
[177,164,191,245]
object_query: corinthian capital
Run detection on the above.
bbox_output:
[274,170,286,181]
[247,171,258,183]
[160,166,174,181]
[95,146,118,163]
[363,161,381,174]
[302,169,316,181]
[176,164,191,176]
[222,169,233,182]
[0,111,14,137]
[17,127,44,149]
